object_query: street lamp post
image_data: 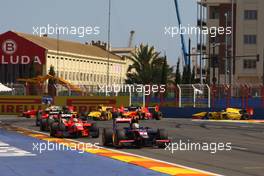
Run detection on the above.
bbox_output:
[211,43,220,86]
[224,12,228,84]
[262,48,264,85]
[107,0,111,87]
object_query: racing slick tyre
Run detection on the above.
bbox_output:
[113,129,126,148]
[112,112,120,119]
[137,112,143,120]
[102,128,113,146]
[35,117,40,126]
[48,118,55,127]
[40,119,46,131]
[153,111,163,120]
[50,125,56,137]
[205,113,212,120]
[157,129,168,148]
[222,114,228,120]
[90,124,100,138]
[157,129,168,140]
[59,123,66,131]
[35,111,41,126]
[241,114,249,120]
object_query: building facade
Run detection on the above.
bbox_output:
[199,0,264,85]
[0,31,129,86]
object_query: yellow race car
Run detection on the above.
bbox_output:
[192,108,253,120]
[88,105,113,121]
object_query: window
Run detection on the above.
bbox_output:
[79,73,82,81]
[244,10,257,20]
[243,59,257,69]
[244,35,256,44]
[77,73,79,81]
[100,75,103,83]
[209,6,219,19]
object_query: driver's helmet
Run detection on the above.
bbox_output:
[73,118,78,122]
[132,123,139,129]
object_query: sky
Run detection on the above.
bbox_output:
[0,0,197,66]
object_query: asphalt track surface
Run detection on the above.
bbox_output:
[0,125,166,176]
[1,116,264,176]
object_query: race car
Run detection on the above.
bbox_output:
[21,109,38,118]
[87,105,113,121]
[39,106,62,131]
[50,114,99,138]
[37,106,76,128]
[192,107,254,120]
[121,105,163,120]
[102,118,170,148]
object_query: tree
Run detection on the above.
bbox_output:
[175,59,181,85]
[28,61,36,78]
[181,64,192,84]
[48,65,56,84]
[191,66,196,83]
[126,44,162,84]
[48,65,57,96]
[27,61,37,95]
[161,56,168,85]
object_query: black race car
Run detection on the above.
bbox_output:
[102,118,170,148]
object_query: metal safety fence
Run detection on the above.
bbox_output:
[1,83,264,109]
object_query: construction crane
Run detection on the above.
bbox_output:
[17,74,82,92]
[128,30,135,48]
[174,0,189,66]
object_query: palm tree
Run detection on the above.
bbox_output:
[48,65,57,96]
[126,44,168,84]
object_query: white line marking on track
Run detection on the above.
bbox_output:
[13,125,222,176]
[232,146,248,151]
[0,140,35,157]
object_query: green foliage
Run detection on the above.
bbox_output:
[49,65,56,76]
[125,44,173,85]
[48,65,56,85]
[191,66,196,83]
[29,61,36,78]
[175,59,181,85]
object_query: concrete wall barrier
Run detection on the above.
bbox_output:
[0,96,129,115]
[160,107,264,119]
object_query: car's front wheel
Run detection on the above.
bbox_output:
[90,124,99,138]
[102,128,113,146]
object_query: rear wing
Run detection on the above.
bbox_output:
[49,111,60,115]
[113,118,131,130]
[114,118,132,123]
[125,105,160,112]
[60,114,73,118]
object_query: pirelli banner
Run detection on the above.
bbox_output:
[54,96,129,113]
[0,96,129,115]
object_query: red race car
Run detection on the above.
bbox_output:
[50,115,99,138]
[39,106,62,131]
[22,109,38,118]
[120,105,163,120]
